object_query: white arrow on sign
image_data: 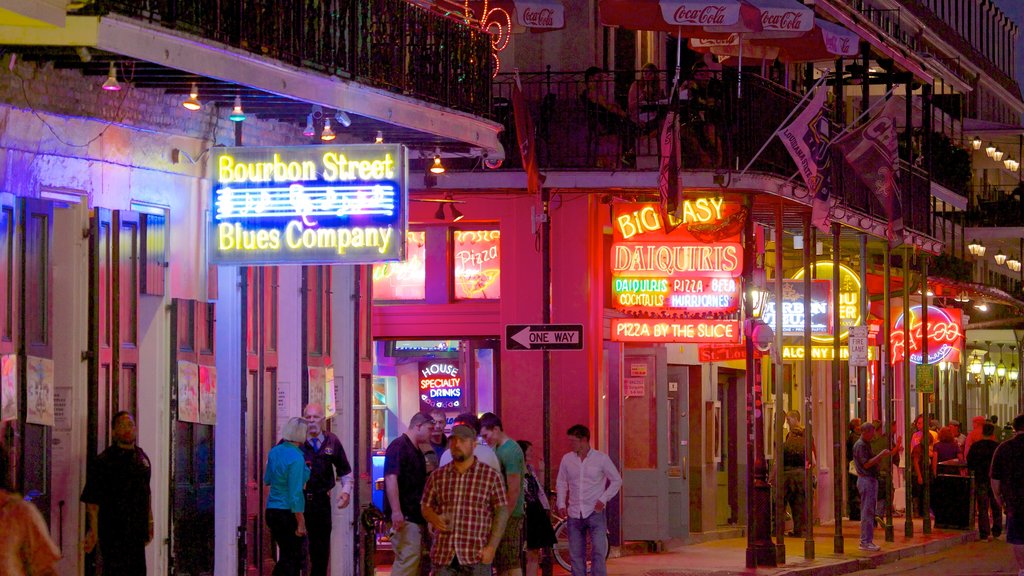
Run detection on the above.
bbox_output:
[511,326,579,349]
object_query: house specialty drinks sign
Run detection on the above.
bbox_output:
[209,144,408,265]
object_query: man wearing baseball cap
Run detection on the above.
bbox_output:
[422,424,509,576]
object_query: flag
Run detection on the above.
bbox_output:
[658,107,683,232]
[777,87,834,234]
[834,98,904,244]
[512,73,545,195]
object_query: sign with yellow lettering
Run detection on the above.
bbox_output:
[209,144,408,265]
[790,261,862,343]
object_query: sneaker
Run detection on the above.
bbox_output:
[859,542,881,552]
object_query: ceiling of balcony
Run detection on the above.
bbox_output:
[12,46,477,154]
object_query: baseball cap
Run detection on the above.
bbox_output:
[410,411,436,427]
[451,424,477,441]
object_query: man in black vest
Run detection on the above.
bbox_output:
[302,402,353,576]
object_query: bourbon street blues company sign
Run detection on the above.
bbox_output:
[209,144,408,265]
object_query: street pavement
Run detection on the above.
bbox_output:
[592,518,977,576]
[840,538,1020,575]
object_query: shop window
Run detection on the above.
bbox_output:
[453,229,501,300]
[373,230,426,301]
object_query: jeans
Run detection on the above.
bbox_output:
[567,510,609,576]
[266,508,305,576]
[783,469,806,536]
[857,477,878,545]
[390,522,424,576]
[436,561,492,576]
[976,481,1004,538]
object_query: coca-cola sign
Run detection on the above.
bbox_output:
[520,5,562,28]
[660,2,738,27]
[760,10,810,31]
[823,30,858,56]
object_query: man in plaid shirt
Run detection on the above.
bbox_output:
[422,424,510,576]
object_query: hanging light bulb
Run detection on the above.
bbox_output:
[986,144,997,158]
[320,117,336,142]
[229,95,246,122]
[1010,363,1020,382]
[430,148,445,174]
[182,83,202,111]
[984,358,996,376]
[375,130,384,144]
[102,62,121,91]
[995,250,1007,266]
[303,114,315,137]
[972,136,982,150]
[998,361,1007,378]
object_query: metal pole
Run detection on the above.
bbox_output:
[803,218,815,560]
[903,250,914,538]
[921,256,931,535]
[832,223,843,555]
[774,205,786,564]
[859,235,868,420]
[883,242,894,542]
[541,188,551,490]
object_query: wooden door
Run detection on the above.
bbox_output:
[113,211,141,417]
[243,267,279,576]
[170,299,216,576]
[304,266,332,411]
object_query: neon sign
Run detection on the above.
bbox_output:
[891,306,963,365]
[373,231,426,300]
[609,200,743,327]
[782,345,876,361]
[790,261,861,342]
[209,144,407,265]
[419,361,464,410]
[454,230,501,300]
[611,318,741,343]
[759,280,832,336]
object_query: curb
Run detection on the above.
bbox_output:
[772,529,978,576]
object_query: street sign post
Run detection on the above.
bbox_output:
[505,324,584,351]
[848,325,868,367]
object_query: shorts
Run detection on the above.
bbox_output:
[494,515,524,571]
[1007,512,1024,545]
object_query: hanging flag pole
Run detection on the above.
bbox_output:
[739,71,831,176]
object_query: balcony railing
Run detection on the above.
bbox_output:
[488,68,933,236]
[87,0,494,116]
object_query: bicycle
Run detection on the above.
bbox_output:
[550,511,610,572]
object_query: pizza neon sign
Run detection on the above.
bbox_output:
[890,306,963,365]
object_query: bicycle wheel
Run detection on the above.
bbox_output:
[553,519,573,572]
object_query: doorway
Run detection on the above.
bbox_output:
[621,347,668,542]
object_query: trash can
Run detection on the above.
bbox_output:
[932,474,973,529]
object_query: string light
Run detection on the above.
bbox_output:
[102,62,121,91]
[320,117,336,141]
[182,83,201,111]
[229,95,246,122]
[430,148,445,174]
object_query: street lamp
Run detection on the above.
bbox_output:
[1007,257,1021,273]
[994,149,1005,162]
[969,355,983,375]
[987,144,997,158]
[972,136,983,150]
[983,358,996,376]
[968,239,986,257]
[995,250,1007,266]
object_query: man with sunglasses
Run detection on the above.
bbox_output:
[302,402,354,576]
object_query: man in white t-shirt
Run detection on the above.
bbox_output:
[438,412,500,471]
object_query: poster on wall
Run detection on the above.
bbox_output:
[418,360,464,411]
[26,356,54,427]
[324,365,337,418]
[0,354,16,421]
[199,365,217,426]
[177,361,200,423]
[308,366,327,411]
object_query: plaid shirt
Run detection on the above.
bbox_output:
[422,457,507,566]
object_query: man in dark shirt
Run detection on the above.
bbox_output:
[385,411,435,576]
[852,422,900,552]
[82,411,153,575]
[967,422,1002,540]
[302,402,353,576]
[991,414,1024,576]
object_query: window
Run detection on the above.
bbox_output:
[453,229,501,300]
[373,230,426,301]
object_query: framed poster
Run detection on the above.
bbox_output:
[26,356,54,426]
[177,361,200,423]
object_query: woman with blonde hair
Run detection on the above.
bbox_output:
[264,416,311,575]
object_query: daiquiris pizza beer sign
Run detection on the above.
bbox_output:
[209,144,408,265]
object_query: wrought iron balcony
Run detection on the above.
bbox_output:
[965,184,1024,228]
[83,0,494,117]
[487,68,933,236]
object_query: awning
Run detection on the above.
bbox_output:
[963,118,1024,136]
[929,277,1024,311]
[600,0,762,36]
[485,0,565,30]
[690,17,854,63]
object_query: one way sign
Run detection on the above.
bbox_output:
[505,324,584,351]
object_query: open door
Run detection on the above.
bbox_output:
[621,347,669,541]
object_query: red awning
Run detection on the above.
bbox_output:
[754,18,859,62]
[476,0,565,31]
[599,0,762,36]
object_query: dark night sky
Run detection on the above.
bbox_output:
[992,0,1024,91]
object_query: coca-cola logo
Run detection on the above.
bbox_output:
[522,7,556,27]
[761,10,805,30]
[672,5,727,25]
[825,36,851,54]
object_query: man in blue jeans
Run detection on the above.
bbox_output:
[556,425,622,576]
[852,422,901,552]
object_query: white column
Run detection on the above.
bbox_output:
[330,264,359,576]
[214,266,244,576]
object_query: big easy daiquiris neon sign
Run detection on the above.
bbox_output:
[209,144,408,265]
[609,197,745,344]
